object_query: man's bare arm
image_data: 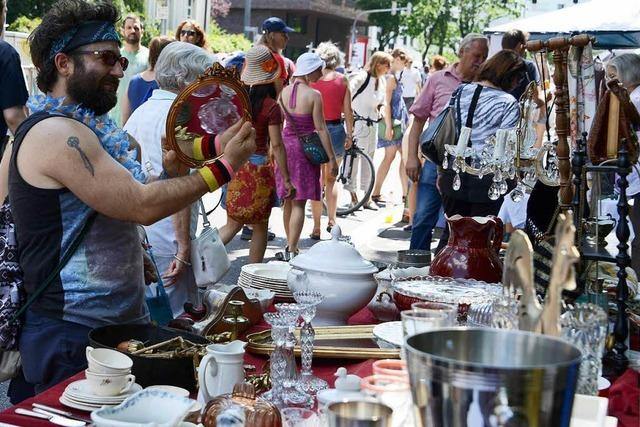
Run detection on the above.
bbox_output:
[17,117,254,225]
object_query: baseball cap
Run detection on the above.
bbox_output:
[261,17,294,34]
[292,52,325,77]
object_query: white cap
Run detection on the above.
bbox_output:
[292,52,325,77]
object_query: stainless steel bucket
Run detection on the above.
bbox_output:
[405,328,582,427]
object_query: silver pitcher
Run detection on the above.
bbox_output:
[405,328,581,427]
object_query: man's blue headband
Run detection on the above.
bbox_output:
[49,21,120,60]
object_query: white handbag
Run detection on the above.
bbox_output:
[190,199,230,287]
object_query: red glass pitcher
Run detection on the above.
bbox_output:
[430,215,503,283]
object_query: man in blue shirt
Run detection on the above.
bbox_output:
[0,0,28,153]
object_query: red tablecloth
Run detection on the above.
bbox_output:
[0,308,637,427]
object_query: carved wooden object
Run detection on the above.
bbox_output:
[526,34,595,211]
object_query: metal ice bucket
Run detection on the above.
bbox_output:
[405,328,582,427]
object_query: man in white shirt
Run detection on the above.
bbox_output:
[400,59,423,111]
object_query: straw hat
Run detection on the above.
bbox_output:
[241,45,281,86]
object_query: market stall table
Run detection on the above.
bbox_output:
[0,307,637,426]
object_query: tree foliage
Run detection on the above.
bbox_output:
[404,0,522,60]
[6,15,42,33]
[207,21,251,54]
[355,0,410,51]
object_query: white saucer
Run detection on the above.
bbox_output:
[65,379,142,403]
[372,321,403,347]
[59,394,114,412]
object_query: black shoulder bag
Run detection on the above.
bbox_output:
[419,85,463,165]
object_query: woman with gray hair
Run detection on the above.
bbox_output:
[309,42,354,238]
[606,52,640,275]
[123,41,217,316]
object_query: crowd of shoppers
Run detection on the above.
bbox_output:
[7,0,639,407]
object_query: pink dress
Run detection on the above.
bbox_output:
[275,82,322,201]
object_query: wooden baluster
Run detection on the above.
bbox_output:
[554,46,573,211]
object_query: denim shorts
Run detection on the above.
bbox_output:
[327,122,346,158]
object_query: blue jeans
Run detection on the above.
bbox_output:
[8,310,92,403]
[410,160,444,250]
[327,122,346,158]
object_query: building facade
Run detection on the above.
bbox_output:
[145,0,363,58]
[217,0,362,59]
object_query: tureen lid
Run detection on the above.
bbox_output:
[290,225,378,275]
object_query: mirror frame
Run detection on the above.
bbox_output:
[165,62,251,168]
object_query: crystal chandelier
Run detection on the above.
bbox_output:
[441,82,560,201]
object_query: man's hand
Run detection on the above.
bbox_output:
[218,120,246,153]
[161,136,190,178]
[406,153,422,183]
[222,121,256,171]
[142,250,159,285]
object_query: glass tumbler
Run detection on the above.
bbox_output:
[561,303,608,395]
[411,301,458,325]
[401,309,450,339]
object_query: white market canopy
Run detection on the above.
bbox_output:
[485,0,640,49]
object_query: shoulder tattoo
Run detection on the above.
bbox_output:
[66,136,95,177]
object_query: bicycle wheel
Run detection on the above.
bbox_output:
[335,146,375,216]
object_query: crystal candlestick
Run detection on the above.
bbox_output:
[293,290,327,394]
[274,302,313,408]
[262,312,292,407]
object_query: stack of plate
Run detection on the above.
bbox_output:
[238,262,293,300]
[59,379,142,412]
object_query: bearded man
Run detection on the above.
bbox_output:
[7,0,254,403]
[109,13,148,126]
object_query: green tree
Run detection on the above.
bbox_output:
[207,21,251,54]
[405,0,521,60]
[6,15,41,33]
[355,0,409,51]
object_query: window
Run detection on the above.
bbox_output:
[285,14,308,34]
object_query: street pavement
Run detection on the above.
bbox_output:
[0,149,412,409]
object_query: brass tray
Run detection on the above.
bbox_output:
[246,325,400,360]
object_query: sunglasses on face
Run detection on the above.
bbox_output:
[73,50,129,71]
[181,30,196,37]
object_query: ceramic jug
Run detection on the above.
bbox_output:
[430,215,503,283]
[197,340,246,403]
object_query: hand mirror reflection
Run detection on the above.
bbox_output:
[165,62,251,168]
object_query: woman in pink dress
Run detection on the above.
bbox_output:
[275,53,338,259]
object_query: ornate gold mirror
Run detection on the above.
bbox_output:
[165,62,251,168]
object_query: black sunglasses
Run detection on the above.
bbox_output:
[181,30,196,37]
[73,50,129,71]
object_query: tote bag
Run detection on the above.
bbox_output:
[190,200,230,287]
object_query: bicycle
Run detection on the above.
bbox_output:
[334,144,376,216]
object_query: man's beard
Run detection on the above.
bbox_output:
[67,61,119,116]
[126,33,140,44]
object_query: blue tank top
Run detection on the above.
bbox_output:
[8,112,149,327]
[128,74,159,114]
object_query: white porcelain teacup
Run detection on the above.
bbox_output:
[85,369,136,396]
[86,346,133,375]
